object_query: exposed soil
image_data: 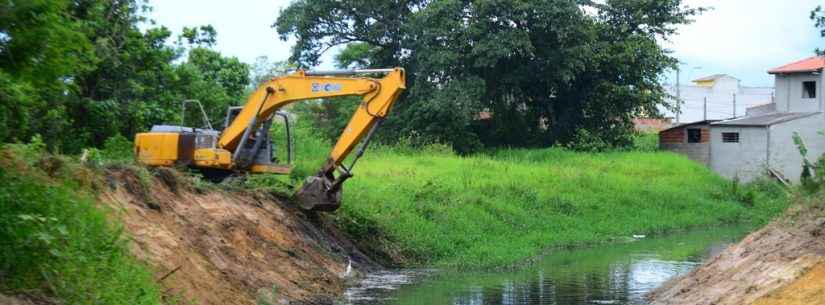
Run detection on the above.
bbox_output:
[100,168,378,305]
[648,202,825,305]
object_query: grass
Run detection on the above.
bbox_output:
[273,120,788,268]
[332,147,787,268]
[0,141,163,305]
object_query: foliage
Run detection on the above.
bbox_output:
[249,56,295,88]
[812,5,825,55]
[276,0,702,153]
[631,132,660,152]
[0,0,248,152]
[564,129,615,152]
[793,131,825,193]
[276,114,783,268]
[0,145,162,305]
[101,134,135,161]
[292,139,787,267]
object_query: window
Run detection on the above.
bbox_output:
[687,128,702,143]
[722,132,740,143]
[803,81,817,99]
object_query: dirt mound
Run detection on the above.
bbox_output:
[100,168,377,305]
[648,203,825,305]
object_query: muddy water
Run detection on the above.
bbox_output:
[342,226,749,305]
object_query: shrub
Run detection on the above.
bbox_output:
[0,147,162,305]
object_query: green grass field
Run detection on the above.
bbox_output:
[271,122,789,268]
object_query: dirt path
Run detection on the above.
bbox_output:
[648,203,825,305]
[101,168,377,305]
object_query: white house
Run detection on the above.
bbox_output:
[708,56,825,183]
[662,75,775,123]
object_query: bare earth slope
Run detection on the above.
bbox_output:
[101,168,376,305]
[648,203,825,305]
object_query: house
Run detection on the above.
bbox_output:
[659,120,717,165]
[706,56,825,183]
[692,74,741,92]
[661,74,774,123]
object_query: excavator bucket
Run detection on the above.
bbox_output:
[295,175,342,211]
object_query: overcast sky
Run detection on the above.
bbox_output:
[147,0,824,86]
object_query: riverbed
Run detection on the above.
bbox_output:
[342,226,749,305]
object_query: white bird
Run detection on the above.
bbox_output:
[632,234,646,239]
[339,258,354,279]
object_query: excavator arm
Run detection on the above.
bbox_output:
[221,67,406,210]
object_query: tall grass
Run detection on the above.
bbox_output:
[275,121,786,268]
[333,147,786,268]
[0,142,163,305]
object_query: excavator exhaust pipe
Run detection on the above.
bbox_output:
[295,175,341,211]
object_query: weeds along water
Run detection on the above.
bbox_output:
[271,122,789,268]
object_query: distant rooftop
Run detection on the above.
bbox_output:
[692,74,738,82]
[768,56,825,74]
[711,112,820,127]
[660,120,721,132]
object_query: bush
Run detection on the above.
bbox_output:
[0,147,162,305]
[631,132,659,152]
[101,134,134,162]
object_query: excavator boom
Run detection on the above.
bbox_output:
[134,67,406,211]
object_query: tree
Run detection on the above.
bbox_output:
[812,5,825,55]
[0,0,254,153]
[275,0,700,152]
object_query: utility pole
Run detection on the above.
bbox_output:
[703,97,707,121]
[732,93,737,118]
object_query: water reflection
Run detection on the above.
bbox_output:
[343,226,747,305]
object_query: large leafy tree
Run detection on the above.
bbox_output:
[0,0,250,152]
[276,0,699,152]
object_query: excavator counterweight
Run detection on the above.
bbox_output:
[134,68,406,211]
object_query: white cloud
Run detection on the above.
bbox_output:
[664,0,822,85]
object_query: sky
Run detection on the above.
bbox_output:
[146,0,824,86]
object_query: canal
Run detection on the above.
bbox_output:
[343,226,749,305]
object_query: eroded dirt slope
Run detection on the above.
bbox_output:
[648,203,825,305]
[101,168,376,305]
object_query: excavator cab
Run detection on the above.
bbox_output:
[222,106,293,174]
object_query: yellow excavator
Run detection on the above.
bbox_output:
[133,68,406,211]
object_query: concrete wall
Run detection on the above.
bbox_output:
[710,126,768,182]
[662,84,774,123]
[746,103,776,116]
[768,113,825,183]
[660,125,711,165]
[774,73,824,113]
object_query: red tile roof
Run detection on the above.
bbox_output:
[768,56,825,74]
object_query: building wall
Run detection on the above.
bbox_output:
[710,126,768,182]
[746,103,776,116]
[775,73,823,113]
[768,113,825,183]
[660,125,711,165]
[711,76,741,93]
[662,83,774,123]
[633,118,672,132]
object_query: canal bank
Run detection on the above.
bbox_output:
[649,200,825,305]
[342,226,752,305]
